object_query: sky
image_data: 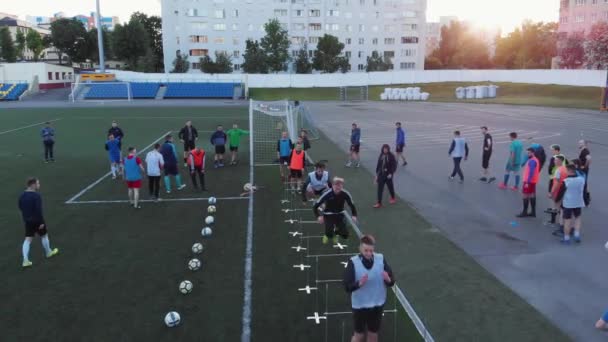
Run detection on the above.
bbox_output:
[3,0,558,34]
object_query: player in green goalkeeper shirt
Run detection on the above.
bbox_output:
[226,123,249,165]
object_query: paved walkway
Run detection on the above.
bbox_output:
[310,101,608,342]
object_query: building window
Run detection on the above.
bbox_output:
[309,23,322,31]
[345,24,353,32]
[274,9,288,17]
[575,0,586,5]
[293,23,305,30]
[309,9,321,17]
[232,23,239,30]
[177,36,180,44]
[345,38,352,44]
[591,13,598,21]
[401,36,419,44]
[215,10,226,18]
[358,51,364,58]
[358,38,365,44]
[55,72,59,80]
[309,36,320,44]
[234,64,241,71]
[326,24,339,31]
[291,36,306,45]
[186,9,198,17]
[400,62,416,69]
[232,50,239,58]
[345,51,351,58]
[294,10,304,17]
[191,22,208,30]
[575,15,585,22]
[384,51,395,59]
[248,24,254,31]
[192,62,201,70]
[358,64,365,71]
[359,24,365,32]
[213,23,226,31]
[345,12,352,18]
[384,38,395,45]
[214,37,225,44]
[233,38,240,45]
[48,72,53,80]
[190,49,209,56]
[233,9,239,17]
[372,25,379,32]
[560,16,568,24]
[309,50,314,58]
[372,38,378,45]
[384,25,396,32]
[402,11,417,18]
[327,10,339,17]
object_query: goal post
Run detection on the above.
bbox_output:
[250,99,293,166]
[70,81,133,102]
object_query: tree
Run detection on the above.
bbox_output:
[171,53,190,73]
[242,39,269,73]
[584,22,608,69]
[260,19,290,72]
[131,12,164,71]
[494,21,557,69]
[0,27,17,62]
[312,34,346,73]
[294,45,312,74]
[50,18,87,64]
[15,30,26,60]
[136,49,159,72]
[430,20,493,69]
[558,33,585,69]
[424,56,442,69]
[112,19,149,70]
[86,28,114,64]
[366,51,391,72]
[25,30,44,61]
[200,51,233,74]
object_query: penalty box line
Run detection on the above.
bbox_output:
[64,130,172,204]
[0,118,62,135]
[67,196,248,205]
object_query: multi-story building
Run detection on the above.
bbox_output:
[0,15,61,62]
[162,0,427,73]
[27,12,120,31]
[558,0,608,36]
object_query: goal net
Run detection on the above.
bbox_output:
[250,99,293,166]
[70,81,132,102]
[339,85,368,101]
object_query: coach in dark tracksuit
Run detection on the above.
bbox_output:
[108,121,124,149]
[374,144,397,208]
[178,120,199,165]
[313,177,358,244]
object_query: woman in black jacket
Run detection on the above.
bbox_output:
[374,144,397,208]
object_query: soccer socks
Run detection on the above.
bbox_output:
[134,189,140,207]
[503,174,510,185]
[164,176,171,191]
[522,198,529,214]
[22,240,31,262]
[41,236,52,255]
[111,165,116,177]
[176,175,183,187]
[530,197,536,215]
[515,175,521,187]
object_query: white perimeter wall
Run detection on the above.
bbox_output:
[0,63,74,84]
[112,69,608,88]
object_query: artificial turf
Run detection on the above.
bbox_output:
[0,104,570,342]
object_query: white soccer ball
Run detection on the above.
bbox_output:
[605,240,608,251]
[208,197,217,205]
[244,183,252,191]
[205,216,214,225]
[188,258,201,271]
[207,205,216,214]
[201,227,212,237]
[179,280,193,294]
[191,243,203,254]
[164,311,181,327]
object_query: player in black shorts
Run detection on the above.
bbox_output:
[18,177,59,268]
[313,177,357,244]
[178,120,199,166]
[210,125,227,168]
[343,235,395,342]
[480,126,496,183]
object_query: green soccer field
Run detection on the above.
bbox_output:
[0,105,422,342]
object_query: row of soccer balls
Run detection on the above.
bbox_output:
[164,197,217,328]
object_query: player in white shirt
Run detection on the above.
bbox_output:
[145,143,165,201]
[301,162,332,204]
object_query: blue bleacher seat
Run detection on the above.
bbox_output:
[0,83,28,101]
[163,82,236,99]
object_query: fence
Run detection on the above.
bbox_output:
[111,69,608,89]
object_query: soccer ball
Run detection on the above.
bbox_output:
[605,240,608,250]
[205,216,214,225]
[164,311,181,327]
[201,227,212,237]
[179,280,193,294]
[243,183,252,191]
[207,205,216,214]
[208,197,217,205]
[188,258,201,271]
[191,243,203,254]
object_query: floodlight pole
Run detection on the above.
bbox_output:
[96,0,106,73]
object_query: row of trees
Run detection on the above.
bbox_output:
[558,22,608,69]
[425,20,557,70]
[0,26,50,62]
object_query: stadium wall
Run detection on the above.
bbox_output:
[0,62,74,90]
[111,69,608,89]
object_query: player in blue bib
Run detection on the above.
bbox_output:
[105,134,122,179]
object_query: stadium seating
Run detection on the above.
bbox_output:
[84,83,129,99]
[0,83,29,101]
[131,83,161,98]
[164,82,236,99]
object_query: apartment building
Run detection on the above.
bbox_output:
[161,0,427,73]
[558,0,608,35]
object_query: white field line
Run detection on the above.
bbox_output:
[64,131,171,204]
[67,196,247,205]
[0,118,62,135]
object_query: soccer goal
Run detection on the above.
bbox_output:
[339,85,369,101]
[250,99,294,166]
[69,81,133,102]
